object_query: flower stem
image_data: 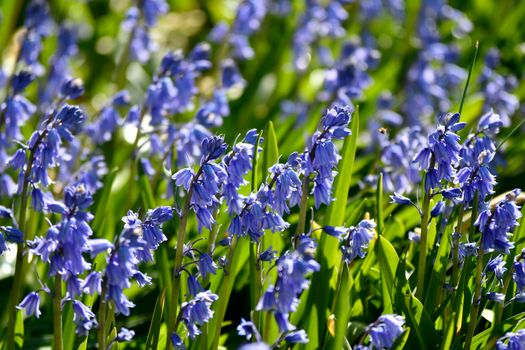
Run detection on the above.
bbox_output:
[416,182,432,300]
[166,183,195,350]
[452,205,465,287]
[6,149,36,349]
[211,236,239,350]
[295,176,310,239]
[53,276,63,350]
[464,245,484,350]
[97,282,108,350]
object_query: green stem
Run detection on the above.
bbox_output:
[53,276,63,350]
[211,236,239,350]
[166,184,194,350]
[295,177,310,238]
[416,174,432,300]
[464,245,484,350]
[459,41,479,115]
[452,205,465,288]
[128,108,147,207]
[97,283,108,350]
[262,310,273,343]
[6,151,35,349]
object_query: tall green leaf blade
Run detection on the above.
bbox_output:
[301,108,359,347]
[376,236,399,313]
[325,264,352,350]
[145,288,167,350]
[92,167,119,234]
[14,310,23,350]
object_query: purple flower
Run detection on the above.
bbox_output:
[367,314,405,349]
[285,329,309,344]
[257,235,319,330]
[117,327,136,342]
[476,189,522,254]
[415,112,465,192]
[496,329,525,350]
[237,318,260,341]
[486,255,507,285]
[17,292,41,318]
[180,290,218,339]
[335,220,376,264]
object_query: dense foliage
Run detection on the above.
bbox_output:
[1,0,525,349]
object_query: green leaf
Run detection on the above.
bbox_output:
[300,109,359,348]
[440,312,456,350]
[62,303,76,350]
[14,309,24,350]
[145,288,167,350]
[92,167,119,234]
[325,263,353,350]
[139,174,156,209]
[261,121,280,179]
[325,106,359,228]
[424,224,452,313]
[375,236,399,313]
[376,172,384,235]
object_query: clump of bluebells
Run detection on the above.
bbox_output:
[2,1,525,350]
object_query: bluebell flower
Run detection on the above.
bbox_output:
[170,332,186,349]
[402,41,466,126]
[322,40,379,105]
[82,271,102,295]
[513,260,525,294]
[381,127,426,194]
[458,242,478,263]
[303,106,352,208]
[173,136,228,231]
[60,77,84,99]
[222,59,245,89]
[415,112,465,192]
[143,0,168,26]
[1,226,24,243]
[222,132,257,214]
[486,292,505,304]
[475,189,522,254]
[285,329,309,344]
[292,0,350,71]
[430,200,445,218]
[17,292,41,318]
[334,220,376,264]
[189,42,212,72]
[187,274,204,296]
[257,235,319,331]
[103,208,170,315]
[496,329,525,350]
[485,255,507,285]
[29,181,99,278]
[479,49,519,127]
[238,343,270,350]
[198,253,217,278]
[11,70,35,94]
[367,314,405,349]
[180,290,218,339]
[117,327,136,342]
[237,318,260,341]
[130,25,155,63]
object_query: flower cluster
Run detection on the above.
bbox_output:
[356,314,406,350]
[173,135,228,231]
[415,112,465,192]
[324,219,376,264]
[104,207,172,315]
[256,235,320,334]
[304,106,352,208]
[475,189,522,254]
